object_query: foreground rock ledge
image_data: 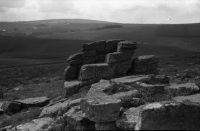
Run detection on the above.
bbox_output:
[117,100,200,130]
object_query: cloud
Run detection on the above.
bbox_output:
[0,0,200,23]
[0,0,25,8]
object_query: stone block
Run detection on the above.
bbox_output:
[111,60,132,77]
[15,96,49,108]
[105,39,125,53]
[166,83,199,96]
[64,106,95,130]
[79,63,114,81]
[64,81,83,98]
[117,41,137,53]
[106,52,133,64]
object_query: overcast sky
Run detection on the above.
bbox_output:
[0,0,199,23]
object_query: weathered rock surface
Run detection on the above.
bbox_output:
[79,63,114,81]
[135,82,165,95]
[117,41,137,53]
[1,101,22,115]
[40,99,70,117]
[64,81,83,98]
[105,39,124,53]
[14,117,53,131]
[15,96,50,108]
[64,105,95,130]
[173,93,200,104]
[116,106,141,130]
[117,101,200,130]
[81,96,121,123]
[106,52,133,64]
[137,101,200,130]
[166,82,199,96]
[81,80,122,122]
[40,98,83,118]
[111,75,151,85]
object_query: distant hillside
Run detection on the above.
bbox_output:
[0,19,200,52]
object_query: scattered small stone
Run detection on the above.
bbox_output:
[15,96,50,108]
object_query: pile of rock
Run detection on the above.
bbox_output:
[65,40,125,81]
[6,74,200,131]
[64,40,159,98]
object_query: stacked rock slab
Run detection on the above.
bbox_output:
[64,40,125,81]
[64,39,160,98]
[131,55,159,75]
[79,40,137,81]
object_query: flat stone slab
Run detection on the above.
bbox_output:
[137,55,158,60]
[15,117,53,131]
[79,63,114,81]
[111,75,151,85]
[40,99,70,117]
[15,96,50,108]
[173,93,200,104]
[166,82,199,96]
[106,52,133,64]
[117,41,137,51]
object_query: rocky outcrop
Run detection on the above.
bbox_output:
[117,100,200,130]
[7,74,200,130]
[5,39,200,130]
[166,82,199,96]
[64,39,145,98]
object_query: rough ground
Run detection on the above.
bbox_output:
[1,40,200,130]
